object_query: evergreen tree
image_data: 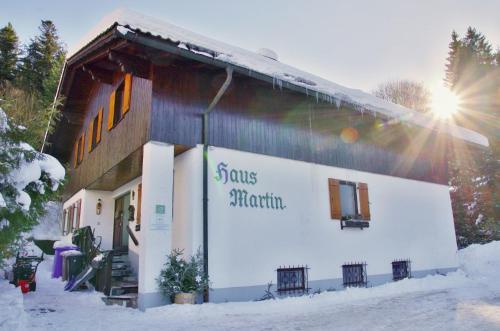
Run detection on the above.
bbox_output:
[5,20,66,149]
[444,27,499,247]
[0,23,19,85]
[0,106,65,263]
[17,20,65,106]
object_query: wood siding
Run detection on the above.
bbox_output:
[150,65,446,184]
[65,74,152,197]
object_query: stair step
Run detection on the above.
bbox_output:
[112,255,129,262]
[111,264,130,270]
[102,294,138,308]
[112,269,132,277]
[110,284,138,296]
[121,276,138,282]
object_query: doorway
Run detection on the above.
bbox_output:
[113,193,130,251]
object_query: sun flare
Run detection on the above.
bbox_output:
[431,85,460,119]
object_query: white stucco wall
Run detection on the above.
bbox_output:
[207,146,458,289]
[63,189,114,250]
[172,146,203,257]
[138,142,174,309]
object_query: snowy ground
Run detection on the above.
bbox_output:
[1,242,500,331]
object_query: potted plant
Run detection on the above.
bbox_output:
[157,249,209,304]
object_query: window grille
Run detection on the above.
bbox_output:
[277,266,309,295]
[392,260,411,281]
[342,262,367,287]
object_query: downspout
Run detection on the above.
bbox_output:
[41,61,67,152]
[203,66,233,302]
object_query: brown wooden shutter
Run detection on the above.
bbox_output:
[75,200,82,229]
[62,209,67,234]
[358,182,371,220]
[73,141,78,168]
[136,183,142,225]
[88,121,94,152]
[68,205,74,233]
[328,178,342,219]
[122,74,132,115]
[96,107,103,143]
[108,90,116,130]
[79,134,85,163]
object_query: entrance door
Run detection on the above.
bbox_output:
[113,193,130,251]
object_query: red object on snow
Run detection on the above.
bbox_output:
[19,279,30,294]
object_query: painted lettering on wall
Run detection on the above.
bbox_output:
[215,162,286,210]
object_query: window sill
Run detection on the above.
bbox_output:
[340,219,369,230]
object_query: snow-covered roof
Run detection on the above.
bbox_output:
[69,9,488,147]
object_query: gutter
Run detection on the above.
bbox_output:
[202,66,233,302]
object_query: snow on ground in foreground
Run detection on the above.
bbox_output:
[1,242,500,331]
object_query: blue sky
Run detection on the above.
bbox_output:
[1,0,498,92]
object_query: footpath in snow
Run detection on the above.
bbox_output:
[1,241,500,331]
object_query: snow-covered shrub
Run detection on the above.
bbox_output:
[157,249,209,300]
[0,106,65,263]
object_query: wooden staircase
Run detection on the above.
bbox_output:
[101,251,138,308]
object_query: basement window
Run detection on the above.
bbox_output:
[392,260,411,281]
[342,263,367,287]
[277,266,309,295]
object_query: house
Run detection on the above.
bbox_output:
[44,9,489,310]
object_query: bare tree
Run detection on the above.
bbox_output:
[373,80,431,113]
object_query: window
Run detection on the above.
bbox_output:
[62,209,68,235]
[277,266,309,295]
[108,74,132,130]
[328,179,370,220]
[339,181,358,218]
[67,205,74,234]
[73,200,81,230]
[342,263,367,287]
[88,107,103,152]
[74,134,85,167]
[392,260,411,281]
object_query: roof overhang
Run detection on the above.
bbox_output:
[55,9,488,150]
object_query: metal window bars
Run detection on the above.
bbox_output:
[392,259,411,281]
[342,262,367,287]
[276,265,310,295]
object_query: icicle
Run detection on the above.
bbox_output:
[315,91,319,103]
[335,98,341,109]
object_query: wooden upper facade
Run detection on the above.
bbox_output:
[46,25,458,199]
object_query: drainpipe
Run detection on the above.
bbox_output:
[202,66,233,302]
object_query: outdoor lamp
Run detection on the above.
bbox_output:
[96,199,102,215]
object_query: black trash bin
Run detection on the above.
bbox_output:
[61,251,84,281]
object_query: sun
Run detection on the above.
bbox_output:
[431,85,461,119]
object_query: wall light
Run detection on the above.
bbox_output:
[96,199,102,215]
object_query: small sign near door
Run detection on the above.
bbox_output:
[151,204,169,230]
